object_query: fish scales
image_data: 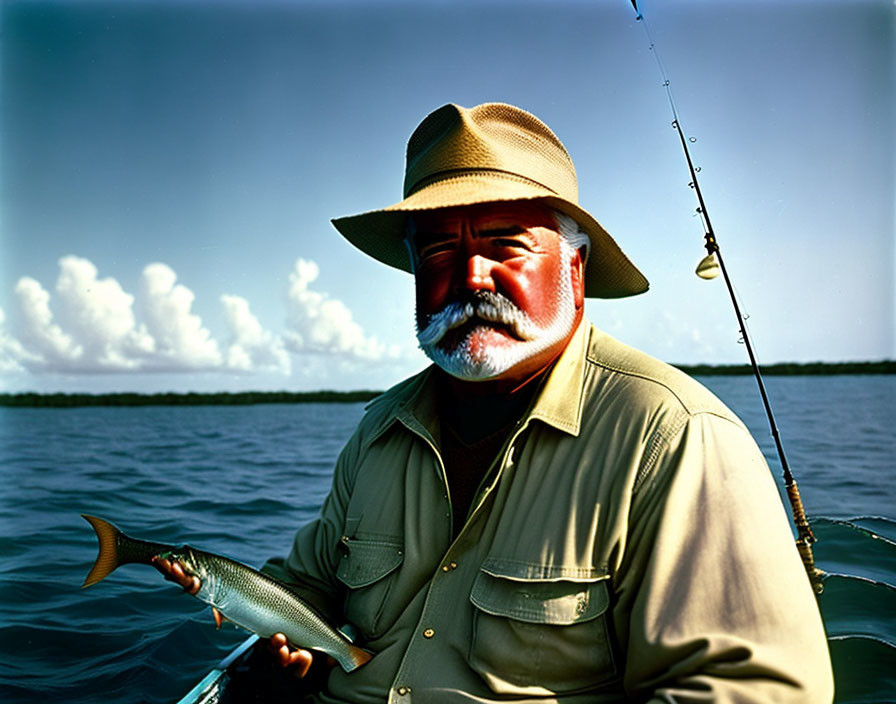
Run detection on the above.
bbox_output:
[189,549,345,655]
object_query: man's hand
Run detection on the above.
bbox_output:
[151,556,201,594]
[267,633,315,677]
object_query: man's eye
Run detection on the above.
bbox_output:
[492,238,531,251]
[418,242,457,259]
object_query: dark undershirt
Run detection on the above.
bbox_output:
[435,371,545,538]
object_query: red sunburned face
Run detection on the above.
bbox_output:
[411,202,585,386]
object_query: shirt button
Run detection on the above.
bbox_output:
[423,627,435,639]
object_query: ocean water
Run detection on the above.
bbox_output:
[0,376,893,703]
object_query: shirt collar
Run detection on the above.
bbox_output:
[524,317,589,437]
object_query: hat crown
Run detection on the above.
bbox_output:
[403,103,579,203]
[332,101,649,299]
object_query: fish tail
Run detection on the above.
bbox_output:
[81,515,173,588]
[338,644,374,672]
[81,515,122,588]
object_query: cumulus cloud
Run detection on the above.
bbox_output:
[2,256,289,376]
[221,294,290,374]
[0,307,31,373]
[1,255,407,380]
[284,258,398,361]
[14,275,82,365]
[54,255,155,369]
[139,262,221,370]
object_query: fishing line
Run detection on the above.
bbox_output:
[627,0,824,594]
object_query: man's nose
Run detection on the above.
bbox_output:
[457,254,497,293]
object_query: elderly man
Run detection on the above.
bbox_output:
[160,103,833,702]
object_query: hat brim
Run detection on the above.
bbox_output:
[332,172,649,299]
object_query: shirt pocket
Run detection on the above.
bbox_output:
[469,559,617,696]
[335,536,404,641]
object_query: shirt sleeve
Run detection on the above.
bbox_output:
[617,412,834,703]
[261,428,362,625]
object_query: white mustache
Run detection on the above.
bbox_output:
[416,291,540,347]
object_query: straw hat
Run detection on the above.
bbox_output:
[332,102,648,298]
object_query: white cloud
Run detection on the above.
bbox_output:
[6,256,286,376]
[9,257,230,373]
[0,307,31,373]
[221,294,290,374]
[54,255,155,369]
[3,255,413,383]
[14,276,82,366]
[139,262,221,370]
[284,258,394,361]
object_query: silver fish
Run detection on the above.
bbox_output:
[81,515,372,672]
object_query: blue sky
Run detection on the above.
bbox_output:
[1,0,893,393]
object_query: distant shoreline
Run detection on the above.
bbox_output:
[1,361,893,407]
[675,360,895,376]
[0,390,382,408]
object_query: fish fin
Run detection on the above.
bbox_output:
[342,644,373,672]
[81,515,121,588]
[212,607,224,629]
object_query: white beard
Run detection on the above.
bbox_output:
[416,255,578,381]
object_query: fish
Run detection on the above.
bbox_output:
[80,514,373,672]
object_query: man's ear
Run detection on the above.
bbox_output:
[570,247,586,309]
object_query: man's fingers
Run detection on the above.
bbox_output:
[267,633,313,676]
[150,557,200,595]
[151,556,171,575]
[180,575,202,595]
[268,633,287,652]
[170,562,200,594]
[283,646,313,678]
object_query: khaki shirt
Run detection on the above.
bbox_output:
[265,321,833,703]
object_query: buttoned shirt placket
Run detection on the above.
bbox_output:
[385,403,533,703]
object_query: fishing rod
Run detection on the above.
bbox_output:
[628,0,824,594]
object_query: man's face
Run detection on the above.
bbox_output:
[411,202,585,385]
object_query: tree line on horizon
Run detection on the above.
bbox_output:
[675,360,896,376]
[1,360,893,407]
[0,390,381,408]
